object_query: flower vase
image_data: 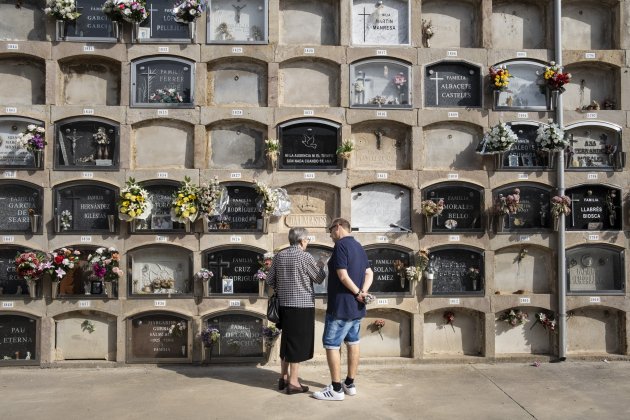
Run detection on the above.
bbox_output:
[259,217,269,234]
[494,153,504,170]
[56,20,67,41]
[51,281,60,299]
[472,279,477,291]
[267,154,277,171]
[128,220,136,233]
[424,272,434,296]
[29,213,40,233]
[32,150,42,168]
[400,274,406,289]
[112,21,122,41]
[258,279,265,297]
[184,219,192,233]
[26,279,37,298]
[546,89,559,110]
[424,215,433,233]
[609,214,616,228]
[107,215,116,233]
[202,280,210,297]
[132,23,140,42]
[104,281,114,298]
[188,21,196,43]
[495,215,506,233]
[553,217,560,232]
[547,150,556,169]
[102,145,109,160]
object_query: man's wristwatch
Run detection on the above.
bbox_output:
[354,290,362,298]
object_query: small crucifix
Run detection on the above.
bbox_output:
[374,129,385,150]
[139,65,157,102]
[233,3,247,24]
[66,129,82,165]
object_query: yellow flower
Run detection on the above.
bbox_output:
[125,192,132,199]
[120,207,128,213]
[182,211,190,218]
[129,210,136,217]
[178,193,184,198]
[189,207,197,214]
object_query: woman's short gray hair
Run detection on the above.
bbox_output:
[288,227,309,245]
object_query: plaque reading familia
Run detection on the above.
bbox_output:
[207,0,268,43]
[423,184,482,231]
[54,184,117,233]
[206,184,262,231]
[0,117,43,168]
[567,246,624,293]
[63,0,118,41]
[424,61,481,108]
[566,185,621,231]
[366,247,410,293]
[429,248,484,295]
[55,118,119,169]
[131,57,195,107]
[205,314,263,360]
[278,119,340,170]
[0,183,41,232]
[130,313,189,361]
[0,314,38,363]
[206,248,262,294]
[565,124,622,169]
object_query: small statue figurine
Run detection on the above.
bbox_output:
[422,19,434,48]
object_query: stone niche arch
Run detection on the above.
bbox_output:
[350,58,412,109]
[564,122,623,171]
[53,310,117,361]
[201,310,265,363]
[133,120,194,168]
[0,1,47,41]
[207,58,268,106]
[278,58,340,106]
[58,57,121,106]
[423,308,484,357]
[491,0,547,49]
[494,245,552,294]
[127,245,193,296]
[423,121,483,170]
[0,55,45,105]
[363,308,412,357]
[421,0,481,48]
[126,311,192,363]
[422,181,484,232]
[284,182,338,231]
[207,120,266,169]
[562,0,618,50]
[427,246,485,295]
[562,62,619,111]
[351,183,411,232]
[494,306,553,355]
[566,245,625,294]
[0,312,40,366]
[566,306,624,355]
[54,116,120,170]
[279,0,339,46]
[351,120,411,170]
[492,182,552,232]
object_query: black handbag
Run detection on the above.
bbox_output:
[267,293,280,324]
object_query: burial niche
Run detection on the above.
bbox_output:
[566,245,624,294]
[351,183,411,232]
[494,184,552,231]
[60,59,121,106]
[351,0,410,46]
[494,246,552,294]
[0,56,45,105]
[420,0,481,48]
[278,119,340,171]
[564,185,622,231]
[428,247,484,295]
[59,0,118,42]
[204,313,263,362]
[491,1,546,49]
[422,183,483,232]
[208,59,267,106]
[205,183,263,232]
[54,183,117,234]
[492,61,547,111]
[562,1,615,50]
[423,122,484,170]
[55,313,116,360]
[128,312,190,362]
[350,59,412,108]
[562,63,618,112]
[135,0,192,42]
[133,120,194,168]
[0,117,44,169]
[55,118,119,169]
[209,122,265,169]
[128,246,193,296]
[53,245,118,297]
[351,122,411,170]
[279,59,340,106]
[496,122,547,169]
[366,247,411,294]
[131,56,195,108]
[305,245,332,295]
[131,182,187,233]
[205,247,264,294]
[0,314,38,365]
[0,181,42,233]
[567,308,622,354]
[284,183,337,230]
[207,0,268,43]
[424,61,481,108]
[564,122,623,170]
[0,0,47,41]
[0,247,30,297]
[279,0,339,45]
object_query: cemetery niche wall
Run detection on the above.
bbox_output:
[277,119,340,171]
[54,118,119,169]
[205,183,263,232]
[492,61,547,111]
[564,122,624,171]
[0,117,45,169]
[53,183,117,234]
[0,313,39,365]
[496,123,548,170]
[207,60,267,106]
[366,247,411,294]
[131,182,185,233]
[208,122,265,169]
[420,0,481,48]
[284,183,336,230]
[0,181,42,234]
[207,0,268,44]
[131,56,195,108]
[424,61,481,108]
[128,312,191,363]
[279,0,339,46]
[352,0,410,46]
[0,56,46,105]
[204,247,263,295]
[351,183,411,232]
[59,59,121,106]
[204,313,263,362]
[493,184,551,232]
[427,247,484,295]
[564,185,622,231]
[491,2,546,49]
[351,121,411,170]
[350,59,412,108]
[128,246,193,296]
[422,182,483,232]
[566,245,624,295]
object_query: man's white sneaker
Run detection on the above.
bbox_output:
[342,382,357,396]
[312,385,345,401]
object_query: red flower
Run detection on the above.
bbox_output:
[54,255,64,264]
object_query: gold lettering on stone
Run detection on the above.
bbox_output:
[285,214,328,228]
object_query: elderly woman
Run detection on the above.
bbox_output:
[265,227,326,395]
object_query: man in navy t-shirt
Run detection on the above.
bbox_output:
[313,218,373,401]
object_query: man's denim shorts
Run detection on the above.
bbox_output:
[322,313,361,349]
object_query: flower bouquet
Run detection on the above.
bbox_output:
[198,177,229,218]
[477,122,518,155]
[171,176,201,224]
[45,247,81,281]
[369,319,385,340]
[102,0,149,23]
[201,326,220,360]
[172,0,205,23]
[420,199,444,217]
[93,127,110,145]
[551,195,571,218]
[443,311,455,332]
[168,321,187,337]
[336,139,355,162]
[499,309,528,327]
[149,88,183,103]
[15,251,47,282]
[532,312,556,332]
[45,0,81,21]
[535,120,568,151]
[393,72,407,90]
[543,61,571,92]
[254,180,291,217]
[194,268,213,282]
[118,177,152,222]
[59,210,72,231]
[494,188,521,216]
[405,266,419,283]
[262,323,281,350]
[88,247,123,283]
[417,248,430,273]
[393,260,407,287]
[467,267,480,290]
[264,138,280,164]
[488,65,511,91]
[16,124,46,153]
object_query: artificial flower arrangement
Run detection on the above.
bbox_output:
[149,88,183,103]
[416,248,430,272]
[172,0,205,23]
[88,247,123,282]
[393,72,407,89]
[93,127,110,145]
[533,312,556,332]
[488,65,511,90]
[169,321,187,337]
[102,0,149,23]
[15,251,48,281]
[46,247,81,280]
[543,61,571,92]
[499,309,528,327]
[392,259,406,279]
[200,326,220,347]
[59,210,72,231]
[254,180,291,217]
[494,188,521,216]
[478,122,518,154]
[467,267,481,288]
[336,139,355,160]
[264,138,279,160]
[370,319,385,340]
[404,265,419,283]
[605,190,617,222]
[194,268,214,282]
[443,311,455,331]
[420,198,444,217]
[118,177,152,221]
[535,119,568,151]
[152,278,174,290]
[16,124,46,153]
[551,195,571,218]
[45,0,81,21]
[171,176,200,223]
[254,252,274,282]
[262,323,281,349]
[198,177,229,218]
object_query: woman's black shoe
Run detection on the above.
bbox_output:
[286,384,309,394]
[278,378,286,390]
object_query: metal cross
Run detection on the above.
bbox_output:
[65,129,82,165]
[429,72,444,105]
[208,256,231,282]
[139,65,157,102]
[358,7,371,42]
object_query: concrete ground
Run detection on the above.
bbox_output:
[2,360,630,420]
